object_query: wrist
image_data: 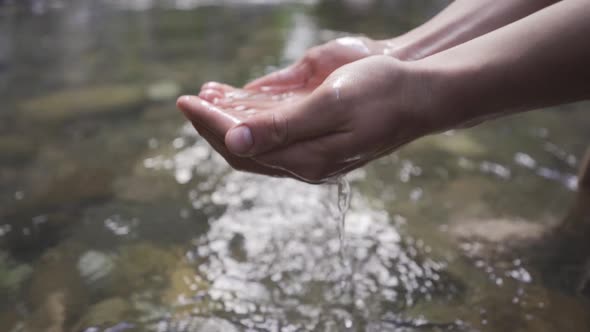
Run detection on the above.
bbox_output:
[363,55,454,141]
[410,55,499,134]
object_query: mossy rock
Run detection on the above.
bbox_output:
[23,291,68,332]
[20,85,146,123]
[146,80,181,102]
[162,264,211,315]
[113,174,182,204]
[77,251,115,285]
[27,243,87,311]
[73,297,133,331]
[0,307,20,332]
[0,135,37,163]
[24,242,89,332]
[4,166,114,218]
[0,251,33,295]
[111,243,180,295]
[1,167,114,257]
[413,132,487,158]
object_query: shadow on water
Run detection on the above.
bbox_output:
[1,1,590,332]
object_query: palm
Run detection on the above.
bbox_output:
[196,37,383,113]
[179,83,316,179]
[198,82,310,115]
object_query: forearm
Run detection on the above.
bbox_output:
[386,0,559,60]
[419,0,590,130]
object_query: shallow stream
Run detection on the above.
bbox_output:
[1,1,590,331]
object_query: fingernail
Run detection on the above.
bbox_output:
[226,125,253,155]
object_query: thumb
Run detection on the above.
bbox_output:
[224,96,339,157]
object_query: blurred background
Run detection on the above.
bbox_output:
[1,0,590,331]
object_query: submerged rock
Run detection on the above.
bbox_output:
[161,264,211,315]
[0,307,20,332]
[0,135,37,163]
[77,250,115,285]
[450,218,546,245]
[413,132,487,157]
[0,251,33,295]
[1,166,114,258]
[19,85,145,123]
[73,297,133,331]
[111,243,180,295]
[26,242,88,321]
[113,174,182,204]
[23,291,68,332]
[146,80,181,102]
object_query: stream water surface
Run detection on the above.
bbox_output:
[1,1,590,332]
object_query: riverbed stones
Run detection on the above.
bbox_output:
[1,166,114,257]
[450,218,546,245]
[0,251,33,295]
[73,297,133,331]
[24,242,88,332]
[113,174,182,204]
[111,243,179,295]
[0,135,37,163]
[413,132,487,158]
[77,250,115,285]
[161,264,211,314]
[146,80,181,102]
[0,308,20,332]
[19,85,145,123]
[27,243,87,311]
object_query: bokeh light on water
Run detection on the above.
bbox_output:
[1,1,590,331]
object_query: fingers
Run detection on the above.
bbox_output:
[252,133,353,184]
[199,89,223,103]
[189,121,289,178]
[199,82,302,111]
[224,91,345,157]
[201,82,235,93]
[244,61,312,92]
[177,96,240,139]
[199,82,238,103]
[214,91,303,111]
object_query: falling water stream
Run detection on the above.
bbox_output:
[328,175,354,329]
[336,176,352,287]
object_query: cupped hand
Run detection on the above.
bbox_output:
[178,55,442,183]
[242,37,393,92]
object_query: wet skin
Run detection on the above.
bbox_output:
[179,37,421,183]
[178,55,437,183]
[178,0,590,183]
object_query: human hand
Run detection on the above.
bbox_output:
[178,55,444,183]
[242,37,394,93]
